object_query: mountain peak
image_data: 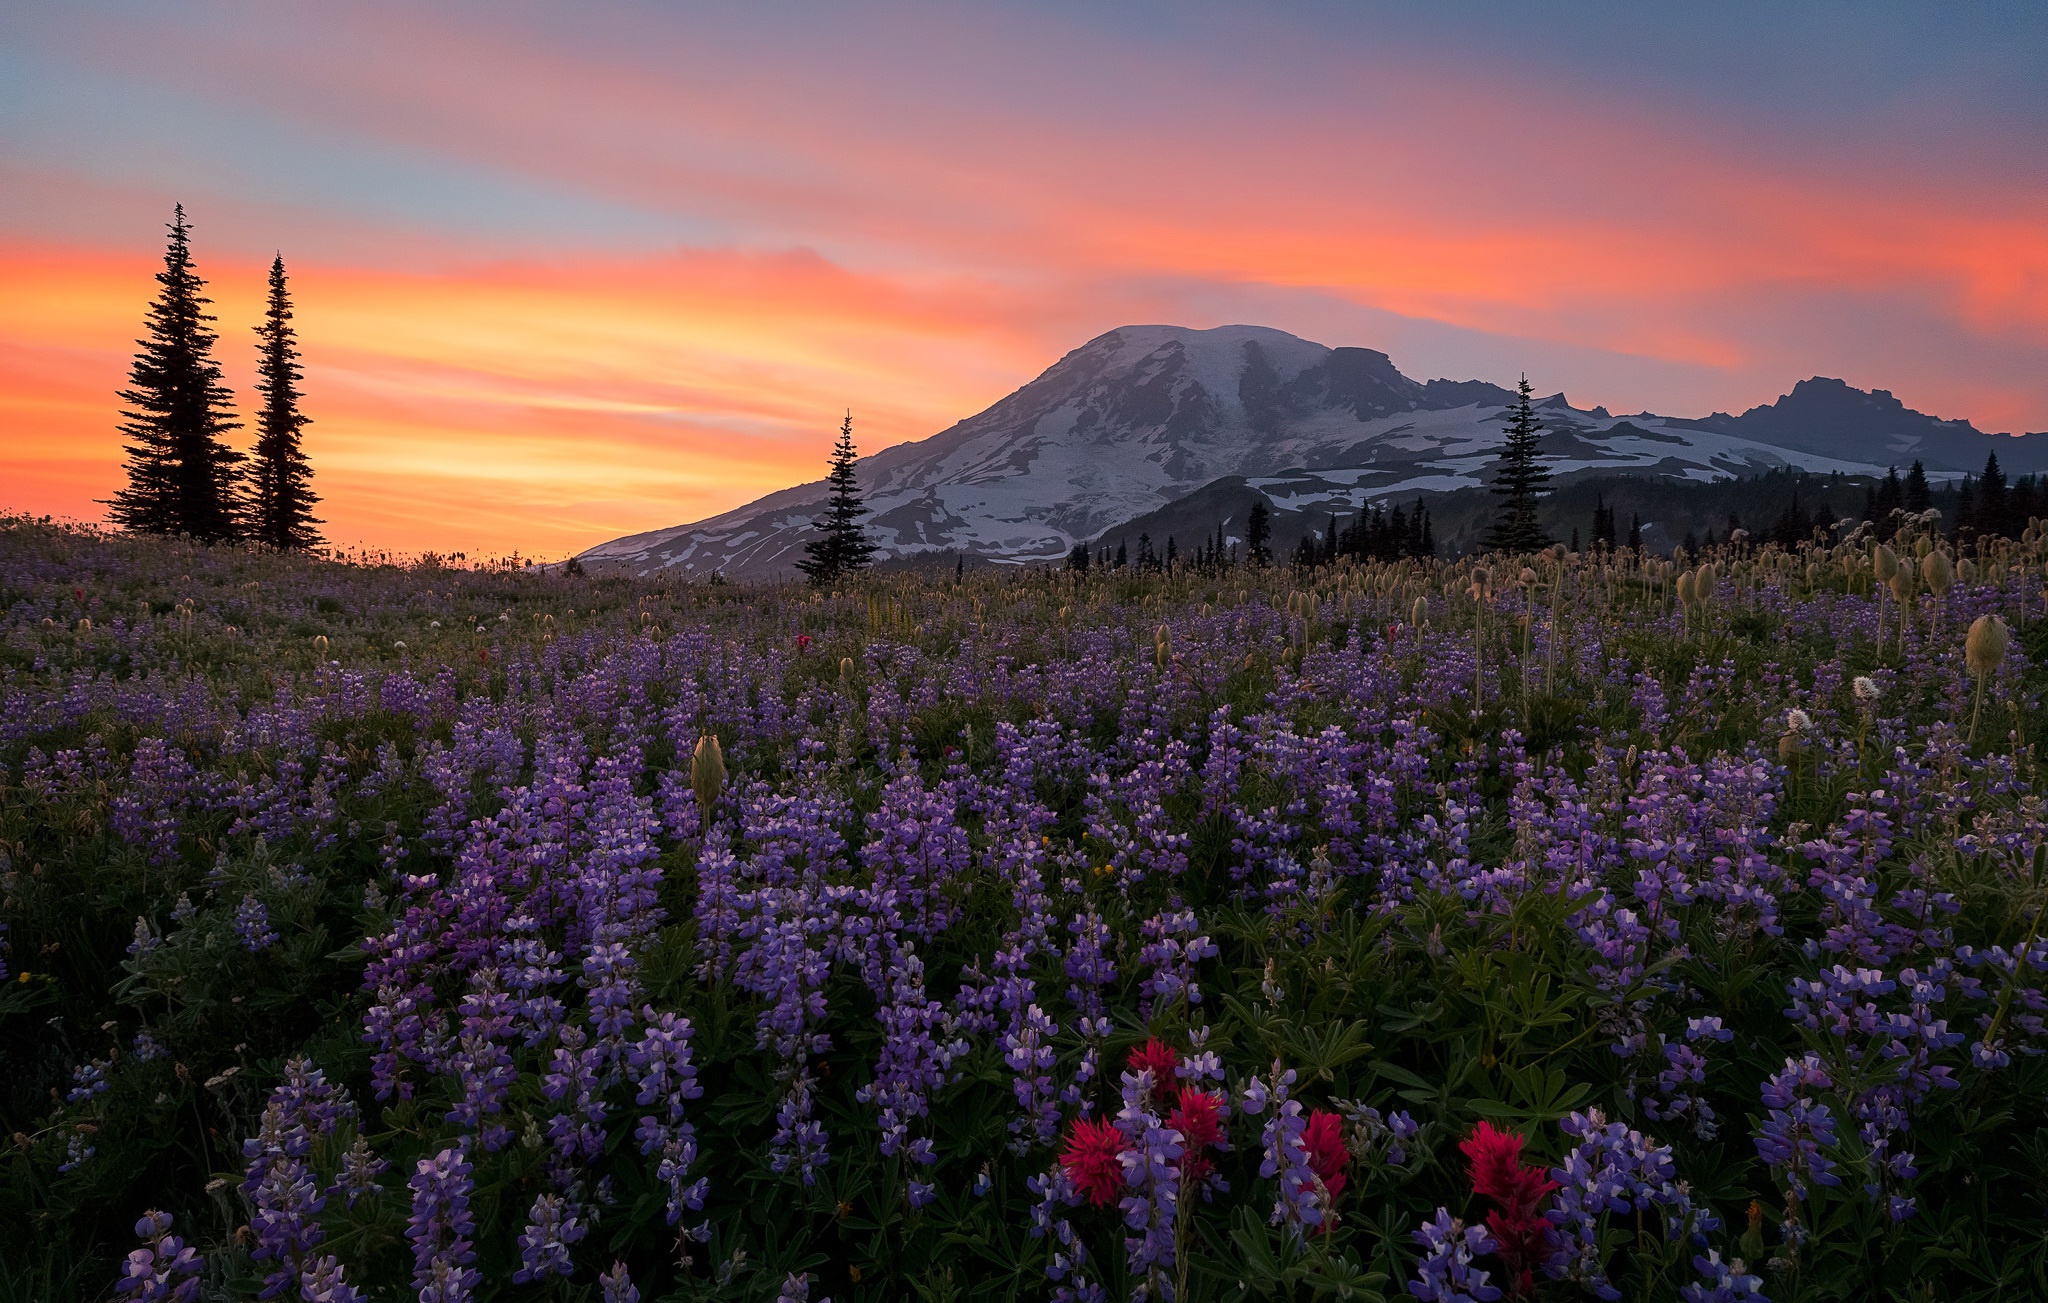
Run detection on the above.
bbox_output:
[1695,375,1989,466]
[577,326,2048,579]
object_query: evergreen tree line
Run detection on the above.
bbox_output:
[1860,454,2042,547]
[107,205,320,549]
[1674,488,1841,555]
[1065,499,1262,574]
[1291,497,1436,568]
[1569,493,1645,555]
[1065,490,1437,576]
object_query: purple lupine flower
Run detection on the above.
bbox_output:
[58,1131,95,1172]
[770,1070,831,1185]
[856,948,966,1174]
[512,1191,587,1282]
[1241,1063,1323,1232]
[241,1056,357,1233]
[1329,1098,1417,1167]
[1679,1251,1769,1302]
[627,1009,708,1225]
[1004,1003,1063,1151]
[1134,908,1219,1020]
[407,1145,480,1303]
[1755,1054,1841,1202]
[1546,1109,1696,1299]
[337,1135,388,1208]
[67,1058,110,1104]
[297,1256,364,1303]
[236,893,279,952]
[599,1262,639,1303]
[1027,1164,1107,1302]
[114,1211,202,1303]
[1407,1208,1502,1303]
[776,1271,830,1303]
[1114,1067,1183,1286]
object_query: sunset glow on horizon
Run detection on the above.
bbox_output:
[4,2,2045,557]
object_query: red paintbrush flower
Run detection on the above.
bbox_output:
[1126,1038,1180,1105]
[1301,1109,1350,1201]
[1059,1115,1128,1207]
[1167,1087,1225,1181]
[1458,1122,1561,1299]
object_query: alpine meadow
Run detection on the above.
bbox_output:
[5,5,2048,1303]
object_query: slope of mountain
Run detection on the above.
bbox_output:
[578,324,2048,579]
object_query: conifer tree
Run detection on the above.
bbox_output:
[1977,452,2009,540]
[106,204,244,541]
[1484,376,1551,553]
[1246,500,1272,566]
[249,255,322,549]
[1903,461,1931,514]
[795,413,879,587]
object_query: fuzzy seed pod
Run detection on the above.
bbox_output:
[313,634,328,650]
[1920,551,1954,598]
[691,734,726,818]
[1888,572,1914,605]
[1518,567,1537,587]
[1676,571,1697,606]
[1777,732,1807,763]
[839,656,856,683]
[77,618,92,633]
[1914,536,1934,559]
[1696,563,1718,603]
[1872,544,1899,582]
[1965,614,2010,677]
[1154,624,1172,670]
[1411,596,1428,627]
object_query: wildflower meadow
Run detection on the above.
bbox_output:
[4,513,2047,1302]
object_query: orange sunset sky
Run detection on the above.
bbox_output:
[3,2,2046,558]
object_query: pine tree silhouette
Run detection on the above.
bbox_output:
[106,204,244,541]
[1484,375,1551,553]
[1976,452,2009,541]
[1903,461,1931,514]
[1246,500,1272,566]
[249,255,322,549]
[795,412,878,587]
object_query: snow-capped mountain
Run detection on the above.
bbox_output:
[578,324,2048,578]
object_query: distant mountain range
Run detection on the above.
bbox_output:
[578,324,2048,578]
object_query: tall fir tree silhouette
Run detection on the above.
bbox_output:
[795,412,878,587]
[1245,499,1272,566]
[1484,375,1551,553]
[249,255,323,549]
[1902,460,1931,514]
[106,204,244,542]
